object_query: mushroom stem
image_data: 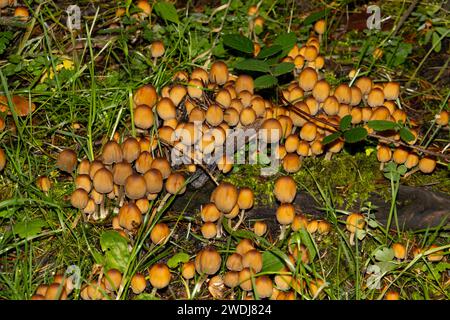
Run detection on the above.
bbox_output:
[99,199,108,220]
[403,167,419,179]
[324,151,332,161]
[151,287,158,297]
[349,232,355,246]
[153,57,158,66]
[233,209,246,231]
[379,162,385,171]
[118,186,125,207]
[216,215,223,238]
[278,225,288,241]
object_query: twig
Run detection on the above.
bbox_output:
[281,96,450,161]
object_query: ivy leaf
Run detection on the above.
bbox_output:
[399,127,415,143]
[368,120,397,131]
[153,1,179,24]
[100,231,131,273]
[271,62,295,76]
[13,219,46,238]
[254,75,278,89]
[273,32,297,55]
[261,251,284,273]
[339,115,353,131]
[223,34,254,54]
[343,127,368,143]
[167,252,190,269]
[322,132,341,145]
[257,45,282,59]
[235,59,270,72]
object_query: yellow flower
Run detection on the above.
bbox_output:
[40,58,75,83]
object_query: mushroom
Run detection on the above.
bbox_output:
[56,149,77,173]
[124,174,147,200]
[226,253,243,272]
[134,105,155,130]
[212,182,238,214]
[36,176,51,193]
[181,261,196,280]
[392,243,407,260]
[201,222,217,239]
[130,273,147,294]
[165,172,186,195]
[255,276,273,299]
[346,213,365,245]
[209,61,229,85]
[104,269,122,292]
[122,137,141,163]
[274,176,297,203]
[195,247,222,275]
[71,188,89,210]
[150,223,170,245]
[134,85,158,108]
[242,249,263,273]
[149,263,171,290]
[298,67,318,91]
[253,221,267,236]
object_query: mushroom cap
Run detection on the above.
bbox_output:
[235,75,254,94]
[104,269,122,292]
[418,157,436,174]
[276,203,295,225]
[181,261,196,280]
[201,222,217,239]
[56,149,77,173]
[242,249,263,273]
[150,157,171,179]
[122,137,141,163]
[148,263,171,289]
[201,203,221,222]
[223,271,239,288]
[150,222,170,244]
[130,273,147,294]
[226,253,243,272]
[71,188,89,209]
[112,161,133,186]
[346,213,365,233]
[0,95,35,116]
[255,276,273,298]
[195,246,222,275]
[238,268,253,291]
[314,19,326,35]
[133,84,158,108]
[118,203,142,231]
[93,168,114,194]
[212,182,238,214]
[237,187,254,210]
[165,172,186,195]
[143,168,163,194]
[298,67,318,91]
[150,40,165,58]
[124,174,147,199]
[209,61,229,85]
[102,140,123,165]
[253,221,267,236]
[260,118,282,143]
[236,238,255,256]
[134,105,155,130]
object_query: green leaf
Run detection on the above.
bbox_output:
[374,247,395,262]
[254,75,278,89]
[432,32,441,52]
[153,2,180,24]
[399,127,415,143]
[235,59,270,72]
[271,62,295,76]
[257,45,282,59]
[273,33,297,55]
[290,228,317,261]
[339,115,353,131]
[223,34,254,54]
[322,132,342,145]
[343,127,368,143]
[261,251,285,273]
[100,231,131,273]
[367,120,397,131]
[13,219,46,238]
[167,252,190,269]
[134,293,160,300]
[302,9,330,26]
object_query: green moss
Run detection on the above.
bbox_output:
[223,151,389,209]
[405,167,450,194]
